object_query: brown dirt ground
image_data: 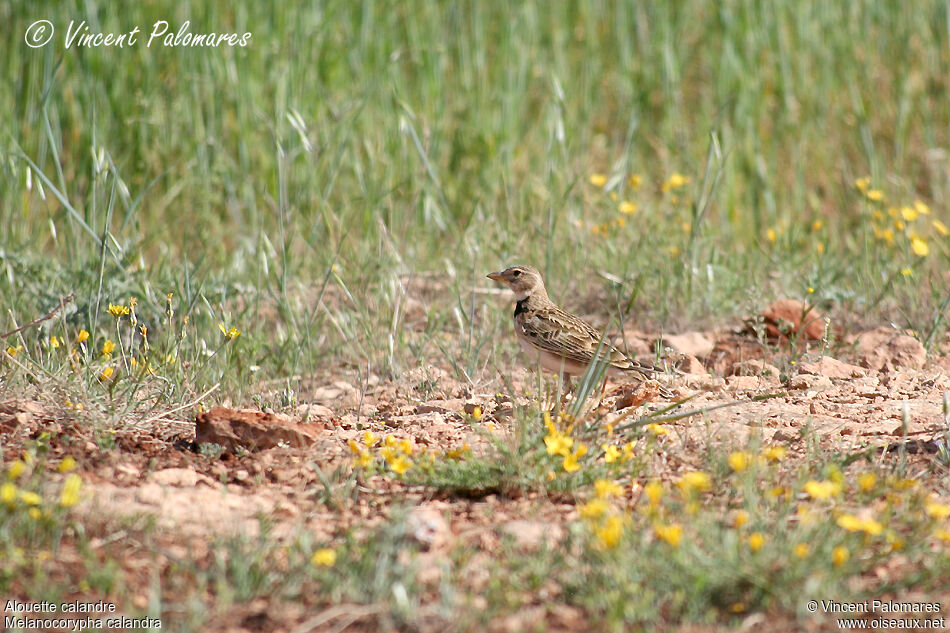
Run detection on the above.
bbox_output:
[3,321,950,632]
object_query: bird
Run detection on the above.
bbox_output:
[487,265,667,392]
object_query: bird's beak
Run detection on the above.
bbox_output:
[487,271,505,282]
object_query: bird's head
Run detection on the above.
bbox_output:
[487,265,547,300]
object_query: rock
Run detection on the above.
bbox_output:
[499,520,564,550]
[406,505,452,551]
[672,354,706,375]
[415,399,465,415]
[195,406,323,452]
[295,404,335,421]
[726,375,761,391]
[788,374,833,391]
[757,299,828,340]
[310,381,359,404]
[799,357,866,379]
[150,467,214,487]
[729,359,781,379]
[615,382,663,409]
[854,328,926,371]
[657,332,714,357]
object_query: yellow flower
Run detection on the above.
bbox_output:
[619,201,637,214]
[628,174,642,190]
[77,329,90,343]
[811,219,824,231]
[901,268,913,276]
[645,423,669,436]
[836,514,883,536]
[389,455,412,475]
[589,173,608,188]
[446,444,469,459]
[384,434,397,447]
[857,472,876,492]
[925,499,950,520]
[874,227,896,246]
[733,510,749,529]
[728,451,752,473]
[866,189,885,202]
[854,177,870,192]
[8,460,25,480]
[910,234,930,257]
[218,323,241,341]
[832,545,849,567]
[748,532,766,552]
[378,446,395,463]
[655,523,683,548]
[594,515,624,549]
[60,474,82,507]
[621,441,635,463]
[933,219,949,236]
[356,451,373,468]
[894,219,905,231]
[101,340,115,356]
[594,479,623,499]
[914,200,931,215]
[804,479,840,500]
[398,438,413,455]
[57,456,77,473]
[545,432,573,457]
[602,443,620,464]
[579,499,609,520]
[363,431,379,447]
[347,439,361,455]
[766,228,777,244]
[662,172,689,192]
[99,367,115,381]
[19,491,42,506]
[643,481,663,509]
[562,452,581,473]
[1,482,16,504]
[6,345,22,356]
[901,206,919,222]
[29,508,42,520]
[310,548,336,567]
[934,529,950,543]
[761,446,786,462]
[471,406,482,421]
[793,543,810,558]
[107,302,131,318]
[676,471,711,495]
[49,336,61,349]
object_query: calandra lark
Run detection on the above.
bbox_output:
[487,265,665,390]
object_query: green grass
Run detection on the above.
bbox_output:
[3,1,949,402]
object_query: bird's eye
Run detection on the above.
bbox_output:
[512,270,521,277]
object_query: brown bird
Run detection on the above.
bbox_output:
[487,265,665,390]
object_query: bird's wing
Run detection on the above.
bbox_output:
[519,305,657,374]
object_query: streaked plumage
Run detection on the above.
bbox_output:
[487,265,662,385]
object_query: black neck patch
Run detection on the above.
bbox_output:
[514,298,529,318]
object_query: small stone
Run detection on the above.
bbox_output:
[195,406,323,453]
[406,506,452,551]
[799,357,866,379]
[726,375,760,391]
[729,359,781,378]
[757,299,828,340]
[854,327,926,371]
[657,332,715,357]
[789,374,833,391]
